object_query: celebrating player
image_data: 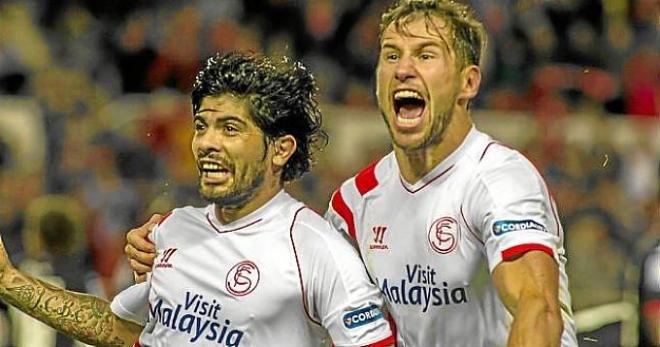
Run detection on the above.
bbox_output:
[0,52,394,347]
[326,1,577,345]
[126,1,579,346]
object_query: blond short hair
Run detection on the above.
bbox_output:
[379,0,487,68]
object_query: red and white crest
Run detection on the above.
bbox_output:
[226,260,260,296]
[428,217,459,254]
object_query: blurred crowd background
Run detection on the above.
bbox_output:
[0,0,657,346]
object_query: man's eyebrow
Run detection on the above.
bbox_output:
[381,39,446,51]
[196,107,220,114]
[380,42,399,50]
[417,40,443,48]
[193,111,248,125]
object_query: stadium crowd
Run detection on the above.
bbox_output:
[0,0,657,346]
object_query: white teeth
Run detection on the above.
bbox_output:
[394,90,423,100]
[201,163,222,171]
[396,117,420,124]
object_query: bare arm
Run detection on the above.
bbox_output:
[492,250,563,347]
[0,238,142,347]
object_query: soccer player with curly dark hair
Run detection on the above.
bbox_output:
[0,52,394,347]
[191,52,327,184]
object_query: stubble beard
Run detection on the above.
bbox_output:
[380,95,456,153]
[199,166,266,209]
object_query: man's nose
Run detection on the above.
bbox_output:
[196,130,222,154]
[394,56,416,82]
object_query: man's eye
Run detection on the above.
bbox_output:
[194,122,206,131]
[420,53,434,60]
[385,53,399,61]
[224,124,238,134]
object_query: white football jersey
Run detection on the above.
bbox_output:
[326,127,578,347]
[111,191,394,347]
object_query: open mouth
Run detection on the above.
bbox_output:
[199,161,231,183]
[393,90,426,126]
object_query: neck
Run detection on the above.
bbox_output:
[214,178,282,224]
[395,108,473,183]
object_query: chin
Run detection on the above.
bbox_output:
[199,185,228,201]
[391,131,428,150]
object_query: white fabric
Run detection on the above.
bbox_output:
[111,191,391,347]
[110,281,150,325]
[326,127,577,347]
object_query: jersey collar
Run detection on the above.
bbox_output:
[205,190,289,233]
[397,125,480,193]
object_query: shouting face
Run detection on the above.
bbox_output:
[192,94,270,208]
[376,14,462,151]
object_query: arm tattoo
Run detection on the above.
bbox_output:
[0,269,139,347]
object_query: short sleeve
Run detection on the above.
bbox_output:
[292,213,394,346]
[325,186,358,242]
[110,221,162,325]
[110,281,150,325]
[465,156,562,272]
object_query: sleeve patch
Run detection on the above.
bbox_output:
[492,219,546,236]
[342,305,384,329]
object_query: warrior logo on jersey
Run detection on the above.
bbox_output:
[155,248,178,269]
[428,217,459,254]
[226,261,260,296]
[369,226,389,250]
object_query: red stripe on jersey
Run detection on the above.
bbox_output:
[157,211,173,226]
[132,341,141,347]
[501,243,554,261]
[365,334,396,347]
[355,161,379,196]
[331,189,357,240]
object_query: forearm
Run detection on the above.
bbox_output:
[0,266,142,347]
[508,291,562,347]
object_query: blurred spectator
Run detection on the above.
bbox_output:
[147,6,202,91]
[9,194,92,347]
[112,11,157,93]
[81,135,141,296]
[622,48,659,117]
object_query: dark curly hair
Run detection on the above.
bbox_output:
[191,52,328,182]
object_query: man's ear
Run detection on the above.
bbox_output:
[271,135,297,168]
[457,65,481,106]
